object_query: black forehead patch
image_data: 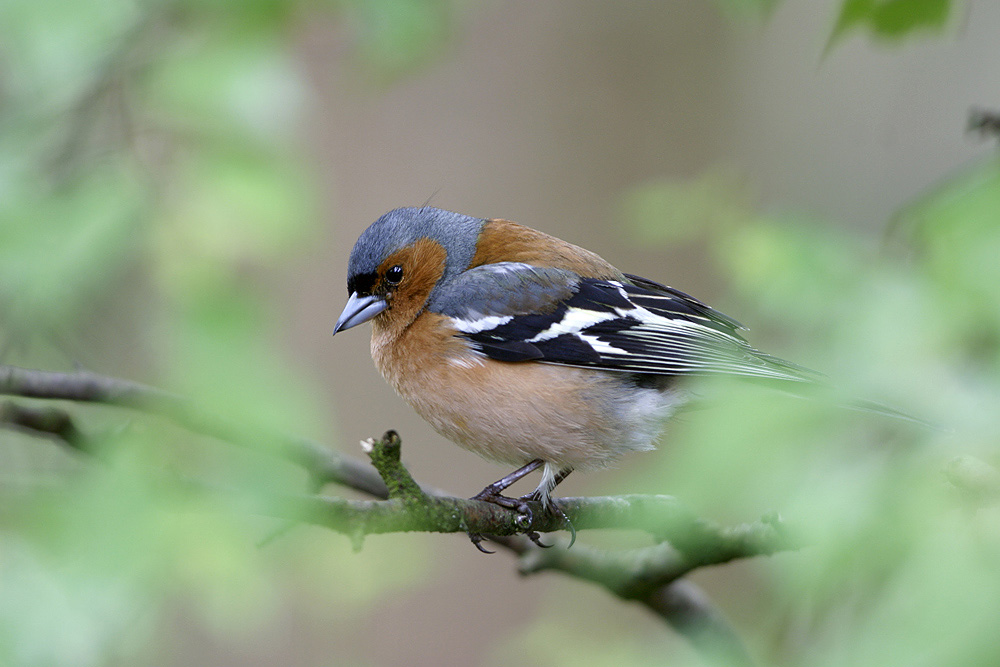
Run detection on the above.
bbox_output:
[347,271,378,296]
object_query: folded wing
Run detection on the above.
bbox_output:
[429,262,820,382]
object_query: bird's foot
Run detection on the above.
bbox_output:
[465,529,550,551]
[468,488,553,551]
[473,487,535,524]
[519,490,577,549]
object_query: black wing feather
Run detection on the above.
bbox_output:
[433,263,820,382]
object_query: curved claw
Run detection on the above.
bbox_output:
[514,495,577,549]
[526,531,551,548]
[564,514,577,549]
[467,532,495,554]
[548,503,576,548]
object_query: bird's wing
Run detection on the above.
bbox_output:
[429,262,820,382]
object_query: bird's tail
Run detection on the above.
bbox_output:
[742,376,944,430]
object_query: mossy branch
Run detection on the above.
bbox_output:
[0,364,801,667]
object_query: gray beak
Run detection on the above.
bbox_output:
[333,292,389,334]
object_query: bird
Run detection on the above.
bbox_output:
[332,206,905,548]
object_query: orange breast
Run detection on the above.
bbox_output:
[371,311,679,470]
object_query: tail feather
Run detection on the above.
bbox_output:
[738,376,944,430]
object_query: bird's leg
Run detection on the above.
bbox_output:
[467,461,580,551]
[521,466,574,503]
[472,459,544,523]
[468,459,549,551]
[521,467,577,548]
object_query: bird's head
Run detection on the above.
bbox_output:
[334,207,485,335]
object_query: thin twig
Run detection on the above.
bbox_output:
[0,364,387,496]
[0,365,796,666]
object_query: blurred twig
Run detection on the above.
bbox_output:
[968,108,1000,146]
[0,393,798,546]
[0,365,799,666]
[45,10,168,184]
[0,400,86,450]
[0,363,387,497]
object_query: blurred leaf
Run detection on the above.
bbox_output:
[0,534,151,667]
[158,287,327,441]
[170,0,298,27]
[495,616,680,667]
[152,510,279,636]
[157,146,315,276]
[280,533,431,616]
[142,27,307,143]
[640,377,849,518]
[620,168,757,245]
[0,0,466,663]
[896,157,1000,368]
[716,217,863,335]
[0,162,146,332]
[0,433,284,666]
[0,0,142,112]
[657,158,1000,667]
[341,0,457,81]
[906,157,1000,288]
[827,0,953,51]
[773,479,1000,667]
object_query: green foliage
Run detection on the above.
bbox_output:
[714,0,957,49]
[621,167,756,245]
[902,157,1000,367]
[0,0,992,665]
[618,153,1000,666]
[828,0,953,49]
[0,163,146,330]
[494,616,684,667]
[338,0,461,81]
[0,0,455,663]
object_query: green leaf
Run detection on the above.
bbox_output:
[619,168,757,245]
[342,0,456,81]
[142,28,306,143]
[158,287,328,439]
[0,162,147,331]
[895,157,1000,365]
[166,146,315,257]
[0,0,141,112]
[717,218,862,330]
[828,0,952,51]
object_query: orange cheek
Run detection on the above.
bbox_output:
[374,238,448,333]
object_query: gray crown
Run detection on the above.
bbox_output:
[348,207,486,290]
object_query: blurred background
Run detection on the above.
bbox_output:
[2,0,1000,665]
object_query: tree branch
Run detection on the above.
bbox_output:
[0,364,388,497]
[0,365,800,666]
[0,400,798,554]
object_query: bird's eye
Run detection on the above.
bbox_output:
[385,265,404,285]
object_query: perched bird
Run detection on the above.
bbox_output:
[332,206,885,544]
